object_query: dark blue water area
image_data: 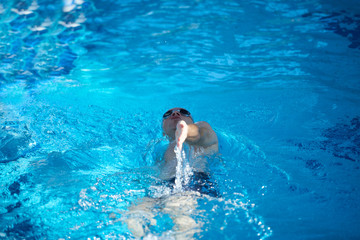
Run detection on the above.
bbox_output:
[1,0,360,239]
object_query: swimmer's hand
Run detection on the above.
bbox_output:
[175,120,188,151]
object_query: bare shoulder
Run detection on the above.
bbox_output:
[194,121,218,148]
[195,121,213,129]
[195,121,217,136]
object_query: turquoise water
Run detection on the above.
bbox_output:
[1,0,360,239]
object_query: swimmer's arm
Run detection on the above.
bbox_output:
[176,121,218,149]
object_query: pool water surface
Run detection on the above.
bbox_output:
[1,0,360,239]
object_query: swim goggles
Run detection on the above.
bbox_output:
[163,108,191,119]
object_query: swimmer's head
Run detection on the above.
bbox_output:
[162,107,194,139]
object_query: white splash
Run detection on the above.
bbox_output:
[174,146,193,192]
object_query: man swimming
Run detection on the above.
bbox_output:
[125,108,219,238]
[160,107,219,195]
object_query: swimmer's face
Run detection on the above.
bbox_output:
[162,108,194,139]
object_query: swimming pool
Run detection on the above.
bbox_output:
[1,0,360,239]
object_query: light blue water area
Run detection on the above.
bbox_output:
[1,0,360,239]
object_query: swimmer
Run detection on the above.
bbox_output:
[160,107,219,181]
[125,108,219,239]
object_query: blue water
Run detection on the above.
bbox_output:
[1,0,360,239]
